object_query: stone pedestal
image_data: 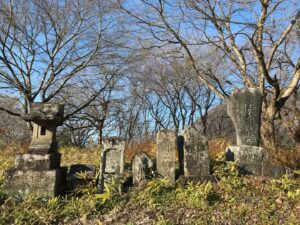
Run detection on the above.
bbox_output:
[4,168,67,198]
[4,103,66,198]
[225,146,287,178]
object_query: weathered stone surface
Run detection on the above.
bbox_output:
[182,127,211,180]
[15,153,61,170]
[225,146,287,177]
[227,88,262,146]
[21,103,64,124]
[132,152,153,187]
[98,137,125,192]
[28,123,59,153]
[156,130,176,183]
[104,149,123,173]
[4,167,67,198]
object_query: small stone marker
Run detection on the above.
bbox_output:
[132,152,153,187]
[225,88,288,177]
[182,126,211,180]
[227,88,262,146]
[156,130,176,183]
[4,103,67,198]
[98,137,125,192]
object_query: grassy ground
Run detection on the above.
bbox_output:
[0,146,300,225]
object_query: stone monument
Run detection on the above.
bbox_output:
[132,152,153,187]
[98,137,125,192]
[156,130,176,183]
[4,103,67,198]
[225,88,287,177]
[181,126,211,182]
[227,88,262,146]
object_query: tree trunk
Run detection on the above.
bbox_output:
[261,103,277,152]
[97,120,104,147]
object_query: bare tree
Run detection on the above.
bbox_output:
[58,117,96,147]
[0,0,111,118]
[0,94,30,147]
[130,56,216,133]
[119,0,300,150]
[281,87,300,144]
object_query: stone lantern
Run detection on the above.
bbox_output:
[4,103,67,198]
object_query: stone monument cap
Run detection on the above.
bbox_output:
[102,137,125,148]
[21,103,64,125]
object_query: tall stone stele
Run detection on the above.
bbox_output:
[4,103,67,198]
[225,88,287,177]
[98,137,125,193]
[181,126,211,182]
[156,130,176,183]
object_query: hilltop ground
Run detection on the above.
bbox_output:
[0,140,300,225]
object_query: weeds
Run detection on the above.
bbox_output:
[0,147,299,224]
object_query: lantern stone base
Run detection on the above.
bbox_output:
[4,167,67,198]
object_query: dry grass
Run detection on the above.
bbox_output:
[0,145,27,155]
[208,138,233,160]
[272,145,300,169]
[125,138,156,161]
[1,142,300,224]
[59,146,100,166]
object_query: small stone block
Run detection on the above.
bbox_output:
[29,142,58,153]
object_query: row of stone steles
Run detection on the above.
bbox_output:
[97,127,212,193]
[156,128,212,185]
[3,88,292,198]
[98,88,291,193]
